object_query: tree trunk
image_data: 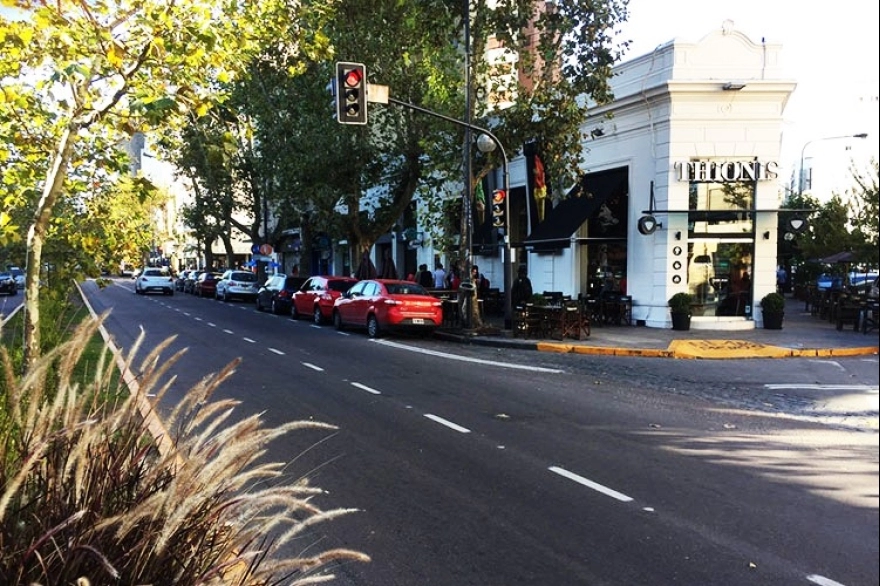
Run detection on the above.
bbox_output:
[23,125,76,371]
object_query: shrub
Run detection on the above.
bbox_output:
[668,292,694,313]
[0,315,369,585]
[760,291,786,313]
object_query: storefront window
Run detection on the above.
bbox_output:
[687,171,755,317]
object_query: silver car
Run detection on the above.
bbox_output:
[215,269,259,302]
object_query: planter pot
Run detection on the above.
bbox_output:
[671,311,691,331]
[763,311,784,330]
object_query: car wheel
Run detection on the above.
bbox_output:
[333,310,345,331]
[291,303,301,320]
[256,297,264,311]
[313,306,324,325]
[367,315,380,338]
[168,289,174,296]
[271,299,280,315]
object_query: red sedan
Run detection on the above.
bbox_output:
[194,272,222,298]
[332,279,443,338]
[291,275,359,325]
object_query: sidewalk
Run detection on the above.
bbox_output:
[435,296,880,359]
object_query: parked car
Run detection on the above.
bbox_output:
[175,270,192,291]
[256,274,308,315]
[869,276,879,299]
[194,272,222,298]
[183,270,203,294]
[0,271,18,296]
[292,275,359,324]
[134,267,174,295]
[7,266,25,289]
[332,279,443,338]
[215,269,259,302]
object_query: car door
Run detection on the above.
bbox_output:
[292,277,315,316]
[351,281,379,325]
[338,281,366,324]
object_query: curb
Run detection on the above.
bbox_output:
[434,330,879,360]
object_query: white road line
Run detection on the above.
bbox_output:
[807,574,847,586]
[424,414,470,433]
[243,337,256,343]
[195,317,203,321]
[765,384,878,391]
[223,329,234,334]
[302,362,324,372]
[207,322,216,327]
[375,339,564,373]
[548,466,634,503]
[268,348,284,355]
[351,382,381,395]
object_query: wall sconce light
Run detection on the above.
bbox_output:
[762,231,771,240]
[722,81,746,91]
[674,231,681,240]
[638,215,661,235]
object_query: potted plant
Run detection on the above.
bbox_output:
[760,291,785,329]
[668,292,693,331]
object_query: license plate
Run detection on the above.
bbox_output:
[412,318,424,324]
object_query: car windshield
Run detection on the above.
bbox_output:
[230,272,257,282]
[328,280,354,292]
[143,269,163,277]
[385,283,427,295]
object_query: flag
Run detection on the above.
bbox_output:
[534,155,547,222]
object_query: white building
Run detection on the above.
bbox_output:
[393,23,799,330]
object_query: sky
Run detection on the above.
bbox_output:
[616,0,880,188]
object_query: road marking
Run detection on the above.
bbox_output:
[807,575,847,586]
[548,466,633,502]
[351,382,381,395]
[765,384,878,391]
[223,329,234,334]
[302,362,324,372]
[268,348,284,355]
[424,414,470,433]
[375,339,564,373]
[207,322,216,327]
[195,317,203,322]
[243,337,256,343]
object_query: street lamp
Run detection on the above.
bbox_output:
[476,132,513,330]
[798,133,868,195]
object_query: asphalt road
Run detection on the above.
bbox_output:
[81,278,879,586]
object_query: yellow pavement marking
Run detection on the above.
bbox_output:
[669,339,792,359]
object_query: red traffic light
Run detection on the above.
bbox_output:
[343,68,363,88]
[335,62,367,125]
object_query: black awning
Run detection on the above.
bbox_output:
[523,167,626,249]
[523,192,610,248]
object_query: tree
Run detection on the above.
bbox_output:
[0,0,318,368]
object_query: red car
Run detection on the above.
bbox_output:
[194,272,222,298]
[291,275,359,325]
[332,279,443,338]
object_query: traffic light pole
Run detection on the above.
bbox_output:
[385,96,512,330]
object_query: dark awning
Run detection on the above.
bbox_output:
[523,191,611,249]
[523,167,626,249]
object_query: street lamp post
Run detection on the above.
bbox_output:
[476,132,512,330]
[798,133,868,195]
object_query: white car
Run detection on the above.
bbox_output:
[134,268,175,295]
[215,269,259,302]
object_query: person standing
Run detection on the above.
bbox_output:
[433,262,447,289]
[418,264,434,288]
[511,265,533,308]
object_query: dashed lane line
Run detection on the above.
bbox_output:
[424,414,470,433]
[548,466,634,503]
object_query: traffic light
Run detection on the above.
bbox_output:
[336,62,367,125]
[492,189,506,227]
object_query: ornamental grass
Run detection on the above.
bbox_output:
[0,314,369,585]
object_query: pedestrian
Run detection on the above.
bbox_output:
[433,262,447,289]
[418,264,434,288]
[471,265,489,296]
[511,265,533,308]
[776,265,787,294]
